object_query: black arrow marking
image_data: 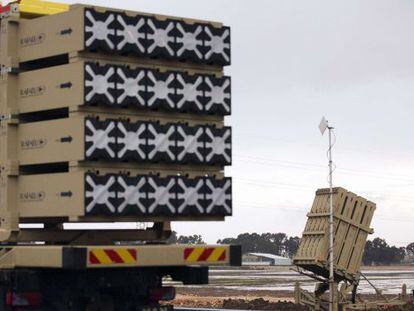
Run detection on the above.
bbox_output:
[60,136,73,143]
[60,28,73,36]
[60,191,73,197]
[60,82,73,89]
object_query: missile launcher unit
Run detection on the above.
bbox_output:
[0,1,240,309]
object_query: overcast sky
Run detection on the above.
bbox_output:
[58,0,414,246]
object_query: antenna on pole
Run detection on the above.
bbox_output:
[319,117,335,311]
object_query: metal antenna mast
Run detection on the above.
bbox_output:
[319,117,335,311]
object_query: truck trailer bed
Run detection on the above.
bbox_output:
[0,244,241,269]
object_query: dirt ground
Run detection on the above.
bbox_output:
[173,293,294,308]
[172,295,306,310]
[172,292,414,310]
[169,265,414,310]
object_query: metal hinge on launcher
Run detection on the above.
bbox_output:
[0,66,19,75]
[0,114,12,122]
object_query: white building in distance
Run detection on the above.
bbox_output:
[242,253,292,266]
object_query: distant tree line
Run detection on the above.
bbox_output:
[168,231,414,264]
[362,238,408,265]
[167,231,205,244]
[217,233,300,258]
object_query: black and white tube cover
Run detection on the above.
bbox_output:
[84,118,117,160]
[175,21,204,63]
[85,174,118,215]
[204,75,231,115]
[85,173,232,217]
[84,9,118,53]
[146,123,177,163]
[175,72,205,113]
[146,18,176,59]
[84,118,231,166]
[117,121,147,161]
[84,63,118,106]
[146,70,176,111]
[116,13,147,55]
[176,124,204,164]
[203,25,231,66]
[84,62,231,115]
[204,127,232,165]
[116,66,146,107]
[116,175,147,215]
[84,8,231,66]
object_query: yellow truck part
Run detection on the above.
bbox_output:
[1,0,69,18]
[19,0,69,15]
